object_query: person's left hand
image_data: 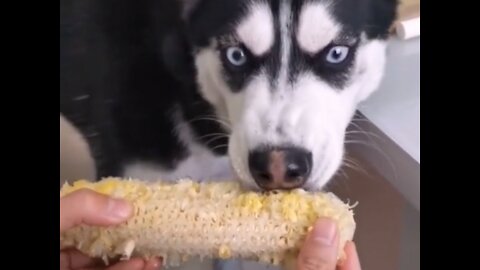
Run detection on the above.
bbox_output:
[60,189,162,270]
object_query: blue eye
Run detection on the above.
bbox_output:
[226,46,247,66]
[325,46,349,64]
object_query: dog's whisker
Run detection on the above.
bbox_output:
[196,133,229,141]
[324,169,351,194]
[346,121,394,178]
[193,117,231,127]
[350,116,370,122]
[183,115,232,131]
[347,121,385,146]
[344,140,397,182]
[211,144,229,152]
[342,156,370,177]
[204,135,229,148]
[193,115,230,125]
[188,118,230,130]
[345,130,383,140]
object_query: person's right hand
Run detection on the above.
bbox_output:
[60,189,162,270]
[297,218,362,270]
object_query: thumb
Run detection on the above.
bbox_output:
[297,218,339,270]
[60,189,133,232]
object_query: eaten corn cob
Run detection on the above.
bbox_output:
[60,177,357,268]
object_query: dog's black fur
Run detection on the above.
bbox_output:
[60,0,222,178]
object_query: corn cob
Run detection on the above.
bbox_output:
[60,177,357,268]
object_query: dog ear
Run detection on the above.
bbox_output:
[365,0,399,39]
[157,1,203,84]
[178,0,202,21]
[161,30,196,85]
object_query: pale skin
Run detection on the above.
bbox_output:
[60,190,361,270]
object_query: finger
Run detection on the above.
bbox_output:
[297,218,339,270]
[60,249,100,269]
[60,189,133,232]
[338,241,361,270]
[106,258,146,270]
[79,259,146,270]
[144,257,162,270]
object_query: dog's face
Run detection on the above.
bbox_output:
[178,0,397,191]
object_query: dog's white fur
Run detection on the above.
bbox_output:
[297,3,340,54]
[237,2,274,56]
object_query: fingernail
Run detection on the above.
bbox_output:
[337,255,347,267]
[151,261,160,269]
[106,198,132,219]
[148,257,162,270]
[311,219,337,246]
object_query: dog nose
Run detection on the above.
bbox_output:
[248,147,312,190]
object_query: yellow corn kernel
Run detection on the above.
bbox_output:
[218,244,232,259]
[60,177,357,268]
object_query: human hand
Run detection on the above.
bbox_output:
[297,218,361,270]
[60,189,162,270]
